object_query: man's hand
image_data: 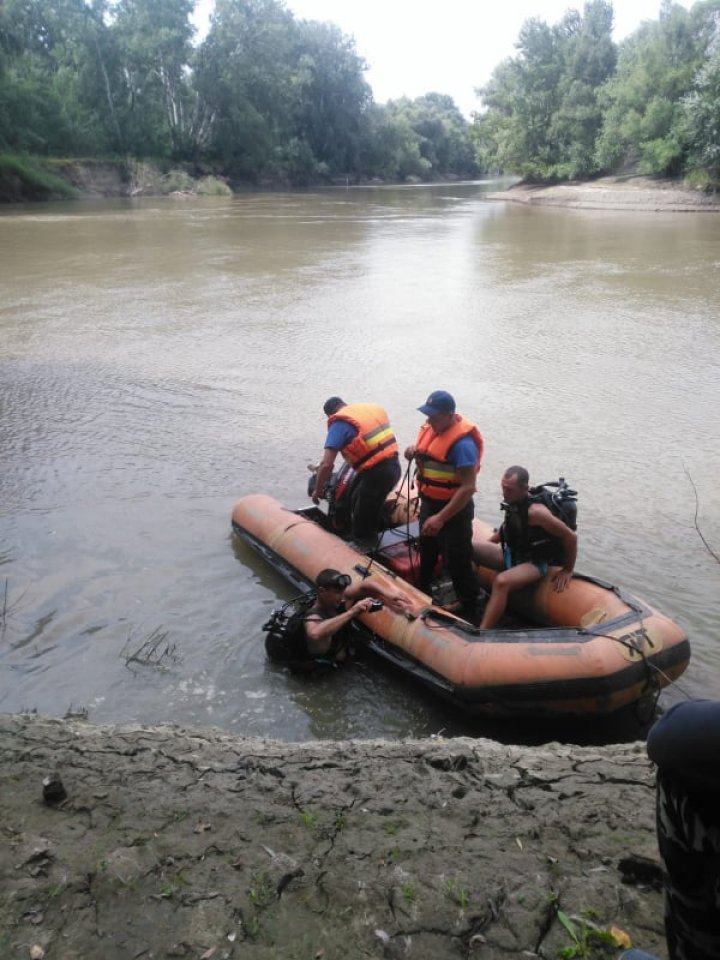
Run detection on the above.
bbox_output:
[351,597,378,616]
[552,569,573,592]
[311,486,321,505]
[421,514,444,538]
[404,445,416,461]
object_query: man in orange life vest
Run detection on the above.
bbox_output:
[310,397,401,545]
[405,391,484,620]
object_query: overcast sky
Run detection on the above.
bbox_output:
[192,0,691,117]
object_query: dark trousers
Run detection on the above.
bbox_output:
[656,770,720,960]
[350,455,401,540]
[418,497,479,611]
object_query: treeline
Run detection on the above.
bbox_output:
[3,0,719,188]
[474,0,720,186]
[0,0,478,184]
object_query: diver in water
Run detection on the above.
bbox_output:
[303,568,412,662]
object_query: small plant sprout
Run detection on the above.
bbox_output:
[401,882,417,904]
[444,877,470,911]
[248,872,274,909]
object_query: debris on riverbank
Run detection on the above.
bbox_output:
[0,714,667,959]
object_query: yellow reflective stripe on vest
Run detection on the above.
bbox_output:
[420,459,457,487]
[330,403,399,471]
[364,423,393,448]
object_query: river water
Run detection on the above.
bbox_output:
[1,182,719,742]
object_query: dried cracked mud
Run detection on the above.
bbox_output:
[1,715,667,960]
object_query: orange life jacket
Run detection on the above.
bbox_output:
[328,403,398,472]
[415,415,483,501]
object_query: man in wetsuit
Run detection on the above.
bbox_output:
[474,465,577,630]
[304,568,412,662]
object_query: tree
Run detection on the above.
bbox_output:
[192,0,297,176]
[682,11,720,183]
[288,19,371,176]
[0,0,92,152]
[550,0,616,177]
[473,2,616,179]
[595,0,720,175]
[355,103,427,181]
[473,13,571,177]
[387,93,477,177]
[111,0,196,157]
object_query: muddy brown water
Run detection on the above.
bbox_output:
[1,182,719,741]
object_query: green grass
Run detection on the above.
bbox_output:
[0,153,78,199]
[401,882,417,904]
[556,909,619,959]
[444,877,470,911]
[248,872,274,909]
[300,809,317,829]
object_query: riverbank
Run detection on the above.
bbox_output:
[0,157,234,203]
[487,175,720,212]
[3,156,719,211]
[0,156,446,203]
[1,714,667,959]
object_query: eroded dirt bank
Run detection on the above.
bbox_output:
[1,715,666,959]
[488,175,720,212]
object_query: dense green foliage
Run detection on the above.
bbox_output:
[474,0,720,184]
[0,0,479,184]
[4,0,719,187]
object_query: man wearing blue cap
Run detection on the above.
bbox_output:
[405,391,484,620]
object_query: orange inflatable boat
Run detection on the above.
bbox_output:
[231,494,690,718]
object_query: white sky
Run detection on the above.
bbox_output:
[192,0,693,117]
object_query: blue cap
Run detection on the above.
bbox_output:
[418,390,456,416]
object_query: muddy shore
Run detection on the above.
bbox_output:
[1,714,667,959]
[487,175,720,212]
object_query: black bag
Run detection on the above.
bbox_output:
[262,592,317,664]
[528,477,578,531]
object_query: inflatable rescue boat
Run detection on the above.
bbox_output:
[231,492,690,718]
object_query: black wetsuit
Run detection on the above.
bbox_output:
[501,498,564,567]
[303,601,352,661]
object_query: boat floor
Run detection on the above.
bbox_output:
[329,517,544,631]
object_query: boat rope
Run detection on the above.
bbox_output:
[581,624,696,707]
